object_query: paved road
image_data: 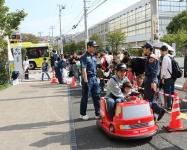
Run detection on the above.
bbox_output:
[0,78,71,149]
[1,63,186,150]
[69,87,187,150]
[68,56,187,149]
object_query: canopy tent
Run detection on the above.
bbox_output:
[153,41,175,52]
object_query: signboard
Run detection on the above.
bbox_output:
[13,46,23,75]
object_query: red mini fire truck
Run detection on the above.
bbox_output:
[97,97,158,139]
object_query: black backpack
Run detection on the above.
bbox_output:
[131,57,146,76]
[168,57,183,79]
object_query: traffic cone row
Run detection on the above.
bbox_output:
[51,72,58,84]
[164,93,187,132]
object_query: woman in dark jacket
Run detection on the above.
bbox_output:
[122,51,131,65]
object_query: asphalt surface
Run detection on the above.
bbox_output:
[69,86,187,150]
[0,79,71,150]
[2,58,185,150]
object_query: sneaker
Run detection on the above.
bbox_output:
[95,115,100,119]
[157,109,166,121]
[80,115,89,120]
[166,107,172,112]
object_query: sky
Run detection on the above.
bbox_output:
[5,0,140,36]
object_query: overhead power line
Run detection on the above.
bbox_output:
[88,0,102,9]
[64,0,109,34]
[88,0,108,15]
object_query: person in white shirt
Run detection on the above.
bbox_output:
[160,45,174,110]
[23,56,30,80]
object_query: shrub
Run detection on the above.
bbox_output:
[0,38,9,85]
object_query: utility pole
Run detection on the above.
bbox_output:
[58,4,65,53]
[49,26,55,45]
[83,0,89,51]
[38,32,42,42]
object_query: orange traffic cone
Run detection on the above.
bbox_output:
[51,72,58,84]
[71,76,77,88]
[165,93,185,132]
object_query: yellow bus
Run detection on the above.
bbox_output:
[11,42,51,70]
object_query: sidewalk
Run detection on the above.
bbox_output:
[0,81,71,150]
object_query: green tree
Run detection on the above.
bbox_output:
[63,42,77,54]
[0,0,27,36]
[106,29,126,52]
[160,30,187,56]
[90,34,103,51]
[167,10,187,34]
[76,41,85,53]
[0,38,8,84]
[0,0,27,84]
[21,33,39,43]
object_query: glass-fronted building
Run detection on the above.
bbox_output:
[73,0,187,48]
[158,0,187,35]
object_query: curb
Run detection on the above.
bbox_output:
[68,86,78,150]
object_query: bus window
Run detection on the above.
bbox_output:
[36,49,42,57]
[43,48,49,57]
[27,48,38,59]
[26,47,49,58]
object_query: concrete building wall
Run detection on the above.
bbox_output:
[71,0,187,48]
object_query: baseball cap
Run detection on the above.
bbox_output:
[116,63,127,71]
[87,40,99,47]
[142,42,153,50]
[160,45,168,51]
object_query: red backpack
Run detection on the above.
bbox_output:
[101,56,109,71]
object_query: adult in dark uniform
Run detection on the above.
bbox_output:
[142,43,165,121]
[184,43,187,78]
[80,40,100,120]
[183,43,187,95]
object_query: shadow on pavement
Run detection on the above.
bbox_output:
[29,125,152,149]
[75,125,152,149]
[0,120,69,131]
[0,94,68,101]
[70,82,186,150]
[29,84,64,89]
[22,80,42,83]
[70,88,155,149]
[29,131,70,148]
[54,87,81,94]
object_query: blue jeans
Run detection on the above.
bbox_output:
[143,78,162,115]
[41,71,50,80]
[80,77,100,116]
[163,78,174,108]
[99,79,105,92]
[106,97,123,120]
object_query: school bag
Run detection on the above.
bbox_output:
[168,57,183,79]
[101,56,109,71]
